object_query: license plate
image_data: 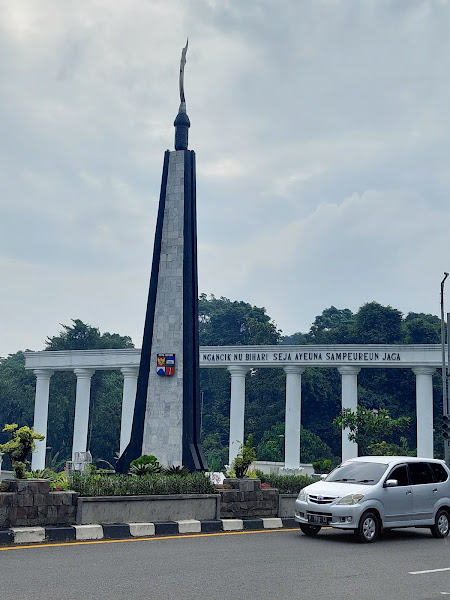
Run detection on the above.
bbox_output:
[308,514,328,525]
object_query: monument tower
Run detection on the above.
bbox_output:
[117,42,207,472]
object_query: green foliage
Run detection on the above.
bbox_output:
[26,468,69,490]
[257,473,317,494]
[232,435,256,478]
[68,471,215,496]
[45,319,134,351]
[333,406,411,455]
[198,294,281,346]
[164,465,190,476]
[0,424,45,478]
[0,352,35,461]
[129,455,162,476]
[312,459,334,474]
[353,302,403,344]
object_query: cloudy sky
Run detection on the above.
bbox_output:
[1,0,450,357]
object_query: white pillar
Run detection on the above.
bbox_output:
[31,369,54,471]
[72,368,95,460]
[284,366,305,469]
[412,366,435,458]
[228,366,248,466]
[119,367,139,456]
[337,366,361,461]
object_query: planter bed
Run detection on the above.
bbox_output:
[76,493,221,525]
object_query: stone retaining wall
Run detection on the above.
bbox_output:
[0,479,77,528]
[219,478,278,519]
[0,478,297,528]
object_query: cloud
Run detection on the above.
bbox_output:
[1,0,450,355]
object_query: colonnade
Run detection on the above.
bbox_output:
[31,366,138,470]
[227,364,435,467]
[25,347,438,471]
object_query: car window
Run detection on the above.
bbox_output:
[409,462,434,485]
[387,465,409,486]
[325,461,388,484]
[430,462,448,483]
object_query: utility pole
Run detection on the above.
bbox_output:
[441,273,449,464]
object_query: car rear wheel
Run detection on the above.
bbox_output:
[430,508,450,538]
[354,511,380,543]
[299,523,321,536]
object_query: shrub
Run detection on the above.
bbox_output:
[26,468,69,490]
[312,459,334,474]
[257,473,316,494]
[129,455,162,476]
[68,471,216,497]
[0,424,45,479]
[164,465,189,476]
[232,435,256,478]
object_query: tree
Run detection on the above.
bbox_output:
[402,312,441,344]
[0,423,44,478]
[0,352,36,437]
[333,406,411,455]
[353,302,403,344]
[45,319,134,350]
[231,435,256,478]
[198,294,280,346]
[307,306,354,344]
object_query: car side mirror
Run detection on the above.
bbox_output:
[384,479,399,488]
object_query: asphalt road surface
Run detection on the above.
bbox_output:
[2,527,450,599]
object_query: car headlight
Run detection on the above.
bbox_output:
[337,493,364,505]
[298,489,306,501]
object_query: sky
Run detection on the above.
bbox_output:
[1,0,450,357]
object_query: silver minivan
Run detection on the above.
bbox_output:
[294,456,450,543]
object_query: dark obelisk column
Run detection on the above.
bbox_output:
[117,42,207,472]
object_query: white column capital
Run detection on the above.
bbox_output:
[337,366,361,376]
[73,368,95,379]
[121,366,139,377]
[33,369,54,379]
[227,365,248,377]
[284,365,306,375]
[412,366,436,376]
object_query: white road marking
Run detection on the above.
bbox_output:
[409,567,450,575]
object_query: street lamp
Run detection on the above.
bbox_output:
[441,272,449,464]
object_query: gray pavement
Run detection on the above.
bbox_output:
[2,527,450,599]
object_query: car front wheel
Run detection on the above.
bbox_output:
[299,523,321,536]
[354,511,380,543]
[431,508,450,538]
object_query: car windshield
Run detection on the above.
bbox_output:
[325,461,388,485]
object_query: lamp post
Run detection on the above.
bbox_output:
[441,272,449,464]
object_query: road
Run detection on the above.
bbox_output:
[2,527,450,599]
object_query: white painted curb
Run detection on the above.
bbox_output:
[128,522,155,537]
[262,518,283,529]
[221,519,243,531]
[73,524,104,540]
[177,519,201,533]
[11,526,45,544]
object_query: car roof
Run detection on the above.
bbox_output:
[343,456,446,466]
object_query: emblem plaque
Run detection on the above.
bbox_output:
[157,354,176,376]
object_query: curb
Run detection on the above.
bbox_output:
[0,518,299,546]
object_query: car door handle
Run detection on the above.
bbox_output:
[433,489,438,493]
[406,490,412,495]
